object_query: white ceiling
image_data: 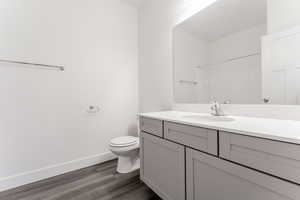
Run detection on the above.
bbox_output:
[177,0,267,41]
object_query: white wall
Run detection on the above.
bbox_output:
[268,0,300,34]
[138,1,174,112]
[0,0,138,191]
[173,28,208,103]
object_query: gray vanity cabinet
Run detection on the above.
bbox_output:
[186,148,300,200]
[140,117,300,200]
[140,132,185,200]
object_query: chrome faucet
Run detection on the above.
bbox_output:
[211,101,225,116]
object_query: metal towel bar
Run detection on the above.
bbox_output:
[179,80,197,85]
[0,59,64,71]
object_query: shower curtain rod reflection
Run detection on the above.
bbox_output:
[196,52,261,68]
[0,59,65,71]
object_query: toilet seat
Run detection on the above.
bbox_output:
[110,136,138,147]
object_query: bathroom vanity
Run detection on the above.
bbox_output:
[143,1,300,198]
[139,111,300,200]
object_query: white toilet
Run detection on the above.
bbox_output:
[109,136,140,173]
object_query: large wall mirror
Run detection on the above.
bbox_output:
[173,0,300,105]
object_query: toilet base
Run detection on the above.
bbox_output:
[117,156,140,174]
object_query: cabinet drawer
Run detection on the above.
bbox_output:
[140,117,163,137]
[220,131,300,184]
[164,122,218,156]
[186,148,300,200]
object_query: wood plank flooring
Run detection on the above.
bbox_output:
[0,160,161,200]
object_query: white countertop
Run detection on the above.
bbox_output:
[140,111,300,145]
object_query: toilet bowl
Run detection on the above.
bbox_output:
[109,136,140,173]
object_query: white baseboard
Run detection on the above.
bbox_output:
[0,152,116,192]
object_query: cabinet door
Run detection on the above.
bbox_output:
[186,148,300,200]
[140,132,185,200]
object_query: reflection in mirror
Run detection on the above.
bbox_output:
[173,0,267,104]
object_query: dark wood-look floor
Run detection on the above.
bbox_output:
[0,160,161,200]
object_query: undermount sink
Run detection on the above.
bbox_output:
[182,115,235,122]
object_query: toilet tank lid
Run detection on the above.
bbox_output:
[110,136,138,147]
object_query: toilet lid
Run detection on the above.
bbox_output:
[110,136,138,147]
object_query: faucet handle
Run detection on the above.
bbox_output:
[224,100,231,104]
[211,101,218,115]
[211,100,220,108]
[210,100,225,116]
